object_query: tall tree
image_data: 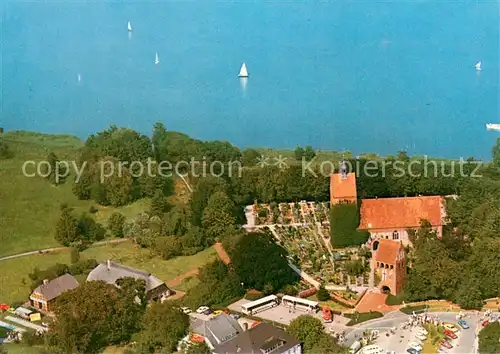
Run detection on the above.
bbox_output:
[135,302,189,353]
[189,176,228,226]
[55,205,78,246]
[108,212,126,238]
[202,191,236,241]
[479,322,500,354]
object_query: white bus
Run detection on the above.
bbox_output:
[241,295,279,315]
[281,295,319,313]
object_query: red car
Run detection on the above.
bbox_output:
[440,340,453,349]
[482,320,489,327]
[444,329,457,339]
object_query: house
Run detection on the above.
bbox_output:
[29,274,79,312]
[329,162,357,205]
[86,260,171,301]
[358,196,446,246]
[372,239,406,295]
[212,322,301,354]
[191,313,243,350]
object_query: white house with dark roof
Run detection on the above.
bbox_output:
[86,260,171,301]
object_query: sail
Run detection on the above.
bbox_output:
[475,61,482,70]
[238,62,248,77]
[128,21,132,31]
[155,52,159,65]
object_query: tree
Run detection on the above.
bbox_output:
[55,205,78,246]
[311,333,348,354]
[294,146,305,161]
[287,315,327,352]
[304,145,316,161]
[108,212,126,238]
[135,302,189,353]
[479,322,500,354]
[241,148,261,167]
[230,232,298,291]
[77,213,106,242]
[0,138,13,159]
[492,138,500,166]
[180,341,210,354]
[202,191,236,241]
[154,236,183,260]
[189,176,228,227]
[150,189,170,217]
[48,281,145,353]
[316,286,330,301]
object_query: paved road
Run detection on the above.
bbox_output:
[0,238,129,262]
[344,311,482,354]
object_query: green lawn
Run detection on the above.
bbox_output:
[0,131,153,257]
[174,276,200,292]
[1,344,45,354]
[0,241,217,305]
[344,311,384,326]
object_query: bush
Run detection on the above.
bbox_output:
[400,305,428,314]
[345,311,383,326]
[89,206,98,214]
[316,286,330,301]
[70,248,80,264]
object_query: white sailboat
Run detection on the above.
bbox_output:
[238,62,248,78]
[155,52,160,65]
[475,61,482,71]
[486,123,500,131]
[128,21,132,32]
[77,74,81,83]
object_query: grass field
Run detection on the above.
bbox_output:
[0,131,156,257]
[0,240,217,305]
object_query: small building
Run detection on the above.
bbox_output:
[86,260,171,301]
[212,322,301,354]
[29,274,79,312]
[191,313,243,350]
[372,239,406,295]
[358,196,445,246]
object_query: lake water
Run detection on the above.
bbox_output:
[1,1,499,159]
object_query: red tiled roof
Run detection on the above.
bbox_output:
[330,173,357,200]
[374,239,403,264]
[359,196,443,230]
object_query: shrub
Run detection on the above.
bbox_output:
[89,205,98,214]
[400,304,428,314]
[316,286,330,301]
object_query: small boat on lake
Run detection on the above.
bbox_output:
[238,62,248,78]
[486,123,500,131]
[155,52,160,65]
[475,61,482,71]
[128,21,132,32]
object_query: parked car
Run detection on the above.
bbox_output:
[482,320,489,327]
[210,310,223,318]
[230,314,240,320]
[196,306,210,314]
[416,327,428,335]
[181,307,191,314]
[406,349,418,354]
[408,342,422,352]
[443,323,459,333]
[414,333,427,341]
[440,340,453,349]
[443,329,457,339]
[457,320,469,329]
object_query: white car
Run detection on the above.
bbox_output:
[417,327,428,335]
[196,306,209,314]
[408,342,423,352]
[181,307,191,314]
[415,333,427,341]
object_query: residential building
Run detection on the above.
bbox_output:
[372,238,406,295]
[212,322,301,354]
[86,260,171,301]
[191,313,243,350]
[358,196,446,246]
[29,274,79,312]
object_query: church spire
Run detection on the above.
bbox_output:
[340,159,348,179]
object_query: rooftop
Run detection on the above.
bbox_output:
[212,322,300,354]
[86,260,164,292]
[192,313,243,347]
[374,239,404,265]
[32,274,79,301]
[359,196,444,230]
[330,172,357,201]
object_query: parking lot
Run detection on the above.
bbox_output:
[345,312,482,354]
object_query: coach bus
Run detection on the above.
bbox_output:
[241,295,279,315]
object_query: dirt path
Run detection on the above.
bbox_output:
[166,268,200,288]
[0,238,130,262]
[214,242,231,265]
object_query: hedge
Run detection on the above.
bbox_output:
[400,305,429,314]
[344,311,384,326]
